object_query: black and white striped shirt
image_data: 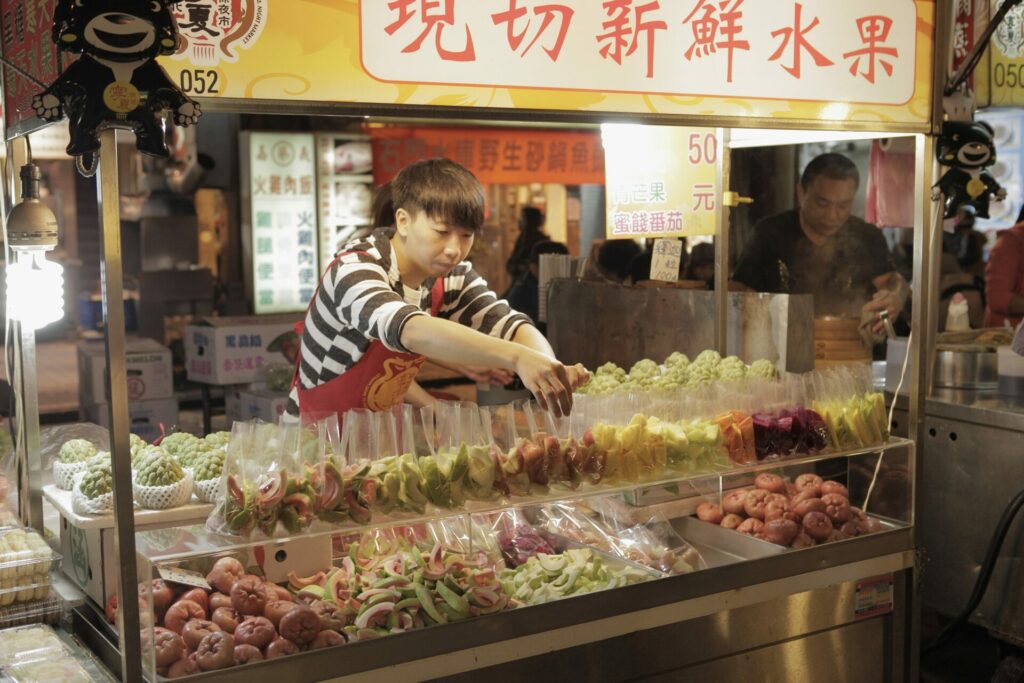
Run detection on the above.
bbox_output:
[286,229,531,416]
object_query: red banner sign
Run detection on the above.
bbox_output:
[368,127,605,186]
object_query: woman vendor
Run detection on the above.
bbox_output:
[287,158,589,420]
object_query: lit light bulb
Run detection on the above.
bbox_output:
[6,249,64,330]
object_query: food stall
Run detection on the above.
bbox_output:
[0,1,948,681]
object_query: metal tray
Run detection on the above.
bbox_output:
[671,516,787,562]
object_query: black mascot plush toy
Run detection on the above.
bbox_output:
[32,0,200,162]
[933,120,1006,220]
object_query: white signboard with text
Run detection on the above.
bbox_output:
[245,132,319,315]
[361,0,917,106]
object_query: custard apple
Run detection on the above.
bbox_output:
[629,359,659,380]
[664,352,690,371]
[80,455,113,499]
[165,433,212,469]
[129,434,147,461]
[204,431,230,448]
[193,447,225,482]
[134,447,185,487]
[748,359,778,380]
[694,349,722,367]
[718,356,747,381]
[595,362,626,380]
[59,439,97,464]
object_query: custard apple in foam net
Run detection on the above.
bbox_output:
[193,447,225,482]
[748,358,778,380]
[166,434,213,469]
[135,447,184,487]
[59,439,97,464]
[80,455,113,499]
[161,432,199,457]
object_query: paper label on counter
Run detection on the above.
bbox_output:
[651,239,683,282]
[854,574,893,619]
[158,566,211,590]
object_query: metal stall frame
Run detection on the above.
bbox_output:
[0,1,949,680]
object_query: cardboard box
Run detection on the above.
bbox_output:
[185,315,299,385]
[85,397,179,443]
[78,338,173,405]
[234,388,290,423]
[59,517,330,606]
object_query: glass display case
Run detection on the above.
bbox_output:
[124,438,913,680]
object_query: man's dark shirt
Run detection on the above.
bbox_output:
[732,209,895,315]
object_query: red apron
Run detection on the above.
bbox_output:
[291,252,444,418]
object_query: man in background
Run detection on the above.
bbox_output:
[732,153,908,341]
[506,206,549,280]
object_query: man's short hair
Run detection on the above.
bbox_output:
[800,153,860,189]
[520,206,545,232]
[391,158,486,232]
[529,240,568,266]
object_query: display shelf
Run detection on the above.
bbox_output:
[43,485,214,531]
[136,438,913,564]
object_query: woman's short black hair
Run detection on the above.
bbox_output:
[391,158,486,232]
[800,153,860,189]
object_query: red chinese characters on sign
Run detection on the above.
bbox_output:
[843,16,898,84]
[369,128,605,186]
[492,0,574,61]
[953,0,973,75]
[681,0,750,83]
[769,2,833,79]
[1,0,66,129]
[597,0,667,78]
[386,0,476,61]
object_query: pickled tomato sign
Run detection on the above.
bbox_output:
[603,125,719,239]
[360,0,919,105]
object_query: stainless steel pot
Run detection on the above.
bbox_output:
[933,346,999,389]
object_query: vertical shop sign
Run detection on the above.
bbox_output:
[0,0,66,132]
[247,132,319,315]
[316,134,374,272]
[602,125,718,239]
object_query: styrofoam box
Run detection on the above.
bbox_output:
[84,397,179,443]
[233,388,289,423]
[78,338,173,406]
[185,315,299,385]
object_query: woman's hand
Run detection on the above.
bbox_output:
[513,349,575,417]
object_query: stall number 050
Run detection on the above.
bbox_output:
[179,69,220,95]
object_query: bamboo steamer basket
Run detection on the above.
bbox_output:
[814,316,871,369]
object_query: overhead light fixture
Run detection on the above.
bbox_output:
[6,163,64,330]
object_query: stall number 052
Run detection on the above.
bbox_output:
[179,69,220,95]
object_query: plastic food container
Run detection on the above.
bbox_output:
[0,527,61,607]
[0,591,65,629]
[0,624,68,667]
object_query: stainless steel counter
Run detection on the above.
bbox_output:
[888,389,1024,646]
[889,388,1024,433]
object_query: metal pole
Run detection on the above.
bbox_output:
[5,136,43,533]
[908,132,936,683]
[18,326,41,531]
[714,127,730,355]
[97,129,142,683]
